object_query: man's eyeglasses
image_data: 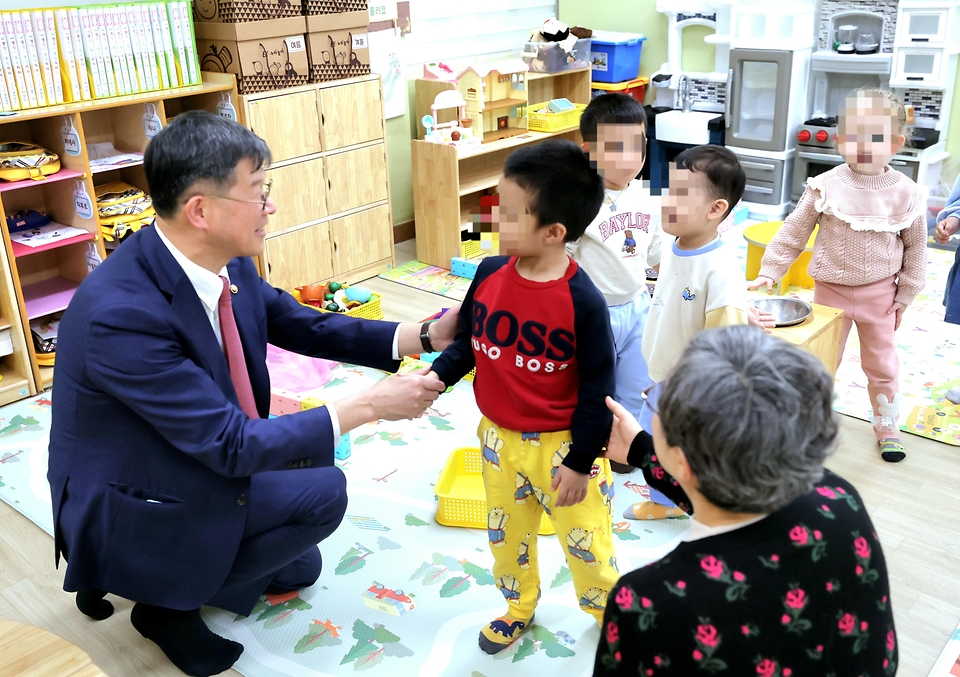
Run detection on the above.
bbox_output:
[204,179,273,212]
[640,382,661,416]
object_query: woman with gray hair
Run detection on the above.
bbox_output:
[594,325,896,676]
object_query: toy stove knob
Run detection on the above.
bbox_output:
[798,129,811,143]
[815,130,829,143]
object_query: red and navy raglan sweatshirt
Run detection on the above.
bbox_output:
[431,256,615,474]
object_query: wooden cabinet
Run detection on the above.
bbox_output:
[0,72,238,396]
[246,90,323,161]
[325,145,389,214]
[263,223,334,292]
[320,80,385,150]
[331,205,392,276]
[265,158,327,235]
[238,74,394,289]
[412,67,592,269]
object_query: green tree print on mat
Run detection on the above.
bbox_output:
[340,619,413,670]
[405,513,428,526]
[336,543,374,576]
[409,553,494,597]
[550,566,572,589]
[492,624,576,663]
[294,619,344,653]
[240,591,313,629]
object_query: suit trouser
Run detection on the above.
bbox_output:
[479,418,619,624]
[207,466,348,615]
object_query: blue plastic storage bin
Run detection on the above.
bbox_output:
[590,31,646,83]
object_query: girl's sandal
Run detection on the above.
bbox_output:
[878,438,906,463]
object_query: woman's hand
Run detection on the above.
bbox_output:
[600,396,642,466]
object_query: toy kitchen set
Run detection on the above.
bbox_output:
[649,0,959,220]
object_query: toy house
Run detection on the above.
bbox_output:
[423,59,530,143]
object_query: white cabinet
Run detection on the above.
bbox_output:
[891,48,946,87]
[897,7,952,44]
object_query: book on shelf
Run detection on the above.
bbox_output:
[10,12,41,108]
[148,4,171,89]
[77,9,105,99]
[98,8,123,97]
[65,9,92,101]
[31,11,62,106]
[11,223,89,249]
[42,10,65,105]
[154,3,179,88]
[0,62,10,112]
[19,12,48,108]
[0,17,21,111]
[118,7,143,93]
[54,9,81,103]
[177,2,200,86]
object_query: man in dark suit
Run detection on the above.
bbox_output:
[48,111,457,677]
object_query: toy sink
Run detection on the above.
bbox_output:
[752,297,813,327]
[655,110,717,145]
[436,447,555,536]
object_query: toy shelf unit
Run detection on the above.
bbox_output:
[237,74,395,293]
[0,72,237,395]
[412,67,592,270]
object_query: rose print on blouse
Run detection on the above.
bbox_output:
[884,627,897,675]
[759,553,780,569]
[664,579,687,597]
[805,644,824,660]
[598,618,622,671]
[698,555,749,601]
[781,585,812,635]
[741,623,759,638]
[788,524,827,561]
[851,531,880,585]
[754,657,792,677]
[692,617,727,673]
[638,654,672,675]
[816,484,860,512]
[836,611,870,654]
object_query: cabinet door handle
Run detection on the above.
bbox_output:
[328,178,332,191]
[267,262,272,274]
[321,113,325,125]
[333,241,338,253]
[745,184,774,194]
[740,160,776,171]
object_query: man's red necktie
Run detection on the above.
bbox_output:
[218,276,259,419]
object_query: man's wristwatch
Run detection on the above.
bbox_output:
[420,321,436,353]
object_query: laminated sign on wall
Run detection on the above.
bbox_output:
[368,27,405,119]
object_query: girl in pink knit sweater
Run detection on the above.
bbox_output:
[749,90,927,462]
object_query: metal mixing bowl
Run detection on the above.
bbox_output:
[752,297,813,327]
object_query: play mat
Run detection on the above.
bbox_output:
[380,226,960,446]
[0,365,689,677]
[931,619,960,677]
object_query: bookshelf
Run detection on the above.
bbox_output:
[0,72,237,396]
[412,67,592,269]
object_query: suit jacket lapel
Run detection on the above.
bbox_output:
[139,227,232,389]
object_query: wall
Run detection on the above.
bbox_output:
[560,0,960,188]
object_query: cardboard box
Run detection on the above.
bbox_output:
[195,17,309,94]
[305,12,370,83]
[193,0,301,24]
[303,0,367,16]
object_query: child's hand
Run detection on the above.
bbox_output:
[935,216,960,245]
[747,276,775,292]
[747,306,776,333]
[551,465,588,508]
[887,301,907,330]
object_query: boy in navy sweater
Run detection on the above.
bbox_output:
[431,140,618,654]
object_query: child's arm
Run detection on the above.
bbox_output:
[430,258,504,388]
[893,213,927,309]
[752,186,821,289]
[566,273,616,474]
[704,265,749,329]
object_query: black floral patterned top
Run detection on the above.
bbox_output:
[594,437,897,677]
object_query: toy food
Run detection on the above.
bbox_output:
[345,286,373,304]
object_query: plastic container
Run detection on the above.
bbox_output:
[527,101,587,133]
[520,37,592,73]
[461,239,481,258]
[435,447,555,535]
[451,256,480,280]
[591,76,650,102]
[590,31,646,83]
[292,288,383,320]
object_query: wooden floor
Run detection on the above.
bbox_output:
[0,239,957,677]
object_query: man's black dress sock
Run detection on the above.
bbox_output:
[131,603,243,677]
[76,588,114,620]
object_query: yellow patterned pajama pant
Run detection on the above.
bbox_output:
[478,417,619,624]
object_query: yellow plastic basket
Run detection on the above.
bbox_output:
[292,288,384,320]
[527,101,587,133]
[435,447,555,536]
[461,240,481,259]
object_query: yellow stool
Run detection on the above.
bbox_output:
[744,221,818,295]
